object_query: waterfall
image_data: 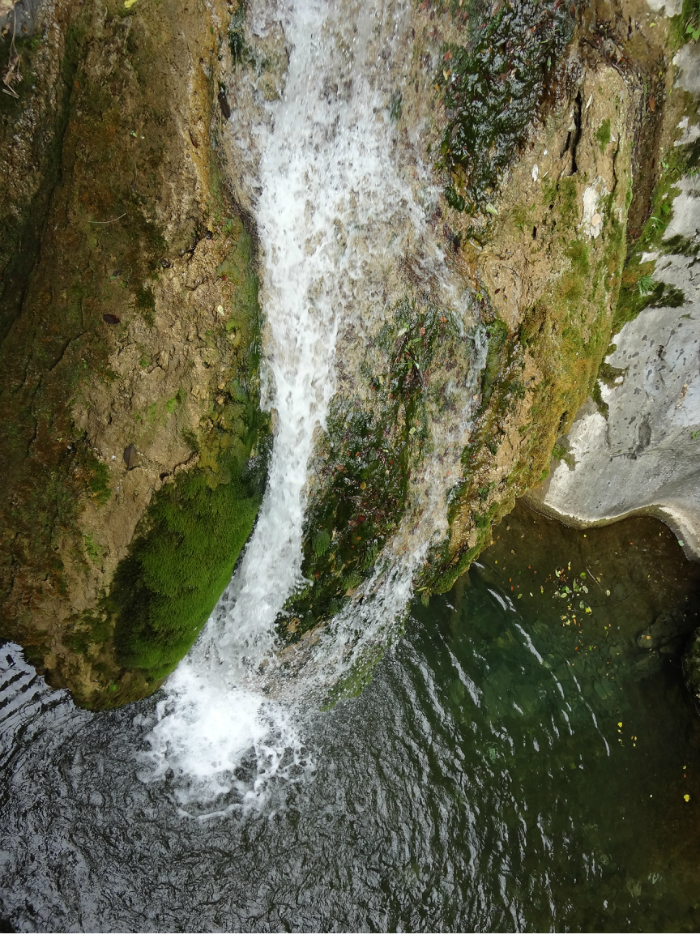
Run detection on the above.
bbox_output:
[138,0,483,813]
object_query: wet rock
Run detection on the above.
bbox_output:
[0,0,270,708]
[123,444,138,469]
[217,90,231,120]
[683,629,700,703]
[637,606,696,651]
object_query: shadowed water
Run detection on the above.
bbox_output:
[2,505,700,932]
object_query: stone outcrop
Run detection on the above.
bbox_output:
[0,0,268,707]
[528,24,700,560]
[285,0,677,648]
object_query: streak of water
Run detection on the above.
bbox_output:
[139,0,479,808]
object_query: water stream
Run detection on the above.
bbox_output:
[135,0,479,808]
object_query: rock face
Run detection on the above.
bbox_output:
[2,0,698,707]
[528,11,700,560]
[0,0,268,707]
[282,0,677,652]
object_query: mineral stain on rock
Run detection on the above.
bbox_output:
[123,444,138,470]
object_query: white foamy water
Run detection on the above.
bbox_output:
[139,0,481,810]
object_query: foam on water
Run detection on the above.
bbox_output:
[138,0,480,810]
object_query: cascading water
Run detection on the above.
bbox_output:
[136,0,484,811]
[5,0,700,925]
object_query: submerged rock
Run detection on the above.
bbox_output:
[683,630,700,704]
[637,606,699,652]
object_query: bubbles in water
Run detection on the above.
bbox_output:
[136,674,311,817]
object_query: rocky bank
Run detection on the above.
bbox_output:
[0,0,269,706]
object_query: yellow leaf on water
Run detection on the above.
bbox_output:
[684,794,690,802]
[124,0,138,8]
[618,722,622,727]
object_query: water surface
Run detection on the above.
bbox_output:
[2,505,700,932]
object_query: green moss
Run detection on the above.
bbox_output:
[281,299,463,636]
[78,447,112,506]
[436,0,576,215]
[64,610,112,656]
[595,118,611,154]
[110,427,268,679]
[321,642,388,709]
[165,390,184,414]
[613,137,699,332]
[84,533,104,565]
[430,502,505,595]
[566,240,590,277]
[669,0,700,48]
[590,378,609,418]
[135,285,156,327]
[228,1,248,65]
[313,530,331,556]
[480,317,508,406]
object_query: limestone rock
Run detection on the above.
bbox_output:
[0,0,268,708]
[529,3,700,560]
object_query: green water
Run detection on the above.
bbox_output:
[1,504,700,931]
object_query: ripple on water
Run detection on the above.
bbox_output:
[2,506,700,931]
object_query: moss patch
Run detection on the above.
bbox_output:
[595,118,611,154]
[281,300,457,636]
[435,0,576,216]
[612,138,699,333]
[423,168,628,594]
[109,422,268,681]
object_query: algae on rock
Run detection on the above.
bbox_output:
[281,0,643,652]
